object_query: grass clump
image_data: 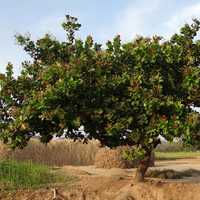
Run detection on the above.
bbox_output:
[0,160,73,190]
[155,151,200,160]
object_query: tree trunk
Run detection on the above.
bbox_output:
[134,153,151,182]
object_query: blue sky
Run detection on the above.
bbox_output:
[1,0,200,75]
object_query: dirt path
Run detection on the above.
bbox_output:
[155,157,200,171]
[1,158,200,200]
[62,157,200,180]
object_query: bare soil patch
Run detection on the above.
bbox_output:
[1,157,200,200]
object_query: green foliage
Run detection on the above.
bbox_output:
[62,15,81,44]
[0,15,200,160]
[122,147,146,161]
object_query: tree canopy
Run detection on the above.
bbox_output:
[0,15,200,181]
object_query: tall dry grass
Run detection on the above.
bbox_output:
[0,139,100,166]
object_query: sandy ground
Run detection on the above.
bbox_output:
[62,157,200,181]
[1,157,200,200]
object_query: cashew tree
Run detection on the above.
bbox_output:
[0,15,200,182]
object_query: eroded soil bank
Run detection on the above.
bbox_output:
[0,176,200,200]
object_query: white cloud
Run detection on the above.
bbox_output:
[112,0,161,41]
[0,38,27,76]
[20,15,66,42]
[110,1,200,41]
[0,15,65,75]
[35,15,64,38]
[3,0,200,76]
[27,14,86,42]
[164,3,200,37]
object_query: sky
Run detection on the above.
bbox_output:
[1,0,200,75]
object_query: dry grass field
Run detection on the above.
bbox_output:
[0,139,198,167]
[0,139,100,166]
[0,139,155,168]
